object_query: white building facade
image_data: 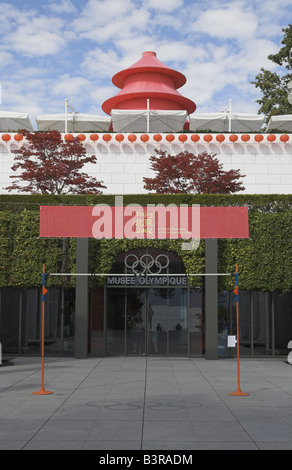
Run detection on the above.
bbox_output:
[0,131,291,195]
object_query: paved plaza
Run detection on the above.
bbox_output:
[0,356,292,450]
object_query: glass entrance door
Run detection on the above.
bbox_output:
[126,288,146,355]
[106,287,189,356]
[125,288,168,355]
[147,288,167,355]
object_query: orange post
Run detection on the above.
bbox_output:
[229,264,249,397]
[33,264,53,396]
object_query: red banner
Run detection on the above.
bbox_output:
[39,205,248,239]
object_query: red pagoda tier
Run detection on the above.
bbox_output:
[102,51,196,115]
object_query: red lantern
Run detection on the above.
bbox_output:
[2,134,11,142]
[204,134,212,143]
[178,134,188,143]
[241,134,250,142]
[140,134,149,143]
[115,134,124,142]
[280,134,289,143]
[153,134,162,142]
[191,134,200,142]
[64,134,74,141]
[267,134,276,142]
[216,134,225,143]
[77,134,86,141]
[128,134,137,142]
[229,134,238,143]
[14,134,23,142]
[103,134,112,142]
[166,134,175,142]
[90,134,99,142]
[254,134,264,143]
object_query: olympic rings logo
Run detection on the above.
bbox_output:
[125,254,169,275]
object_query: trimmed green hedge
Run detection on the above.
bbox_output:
[1,193,292,212]
[0,194,292,292]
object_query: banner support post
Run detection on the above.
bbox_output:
[33,264,53,396]
[229,264,249,397]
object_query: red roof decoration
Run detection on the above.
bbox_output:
[102,51,196,115]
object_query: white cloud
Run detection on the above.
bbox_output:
[81,48,122,80]
[183,62,229,105]
[90,85,118,114]
[46,0,77,13]
[52,75,93,98]
[156,42,207,65]
[73,0,135,36]
[2,79,48,117]
[145,0,184,11]
[193,3,258,40]
[6,16,66,56]
[0,0,290,120]
[228,38,279,74]
[72,0,155,46]
[0,49,14,67]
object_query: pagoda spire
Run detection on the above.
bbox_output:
[102,51,196,115]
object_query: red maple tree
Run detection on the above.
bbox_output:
[143,150,245,194]
[5,130,106,194]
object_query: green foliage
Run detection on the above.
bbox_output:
[2,193,292,212]
[1,194,292,293]
[251,25,292,121]
[218,211,292,293]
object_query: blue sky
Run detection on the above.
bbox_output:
[0,0,291,128]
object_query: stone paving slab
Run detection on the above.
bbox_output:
[0,356,292,450]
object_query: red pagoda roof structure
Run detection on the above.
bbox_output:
[102,51,196,116]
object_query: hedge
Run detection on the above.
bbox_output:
[0,194,292,292]
[1,193,292,212]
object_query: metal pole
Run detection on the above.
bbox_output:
[49,273,233,277]
[65,98,68,134]
[229,264,249,397]
[228,99,232,132]
[147,99,150,133]
[33,264,53,395]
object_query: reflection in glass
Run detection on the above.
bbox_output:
[22,288,40,354]
[189,288,204,355]
[274,292,292,356]
[106,288,125,355]
[0,287,76,356]
[89,287,103,356]
[126,289,146,355]
[169,288,188,355]
[253,291,272,356]
[44,288,62,355]
[218,291,231,356]
[1,288,21,354]
[63,288,75,355]
[148,289,167,355]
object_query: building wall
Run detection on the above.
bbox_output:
[0,132,291,194]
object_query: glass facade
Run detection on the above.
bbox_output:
[104,286,200,356]
[0,251,291,359]
[218,290,292,357]
[0,287,75,356]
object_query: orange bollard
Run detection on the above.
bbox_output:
[33,264,53,396]
[229,264,249,397]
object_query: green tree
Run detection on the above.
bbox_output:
[251,25,292,122]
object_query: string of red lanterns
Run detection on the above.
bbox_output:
[0,133,290,145]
